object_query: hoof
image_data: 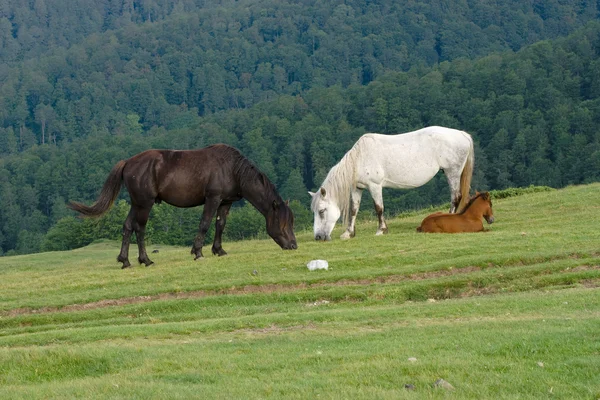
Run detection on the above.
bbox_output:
[212,247,227,256]
[118,256,131,269]
[340,231,353,240]
[194,254,204,260]
[138,257,154,266]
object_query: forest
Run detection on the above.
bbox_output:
[1,0,600,255]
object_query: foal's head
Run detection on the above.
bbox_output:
[471,192,494,224]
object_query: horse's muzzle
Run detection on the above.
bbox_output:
[281,241,298,250]
[485,216,495,224]
[314,234,331,241]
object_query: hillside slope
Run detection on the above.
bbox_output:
[0,184,598,397]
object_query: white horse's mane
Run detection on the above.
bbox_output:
[312,137,365,224]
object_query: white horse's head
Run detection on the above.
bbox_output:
[309,187,340,241]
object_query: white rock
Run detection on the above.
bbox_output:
[308,300,330,307]
[307,259,329,271]
[434,379,455,390]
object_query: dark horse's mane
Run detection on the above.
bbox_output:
[213,144,283,203]
[459,192,486,214]
[215,145,293,230]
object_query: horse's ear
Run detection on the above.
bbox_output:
[482,192,490,200]
[475,191,480,196]
[285,199,289,206]
[320,187,326,197]
[308,191,315,197]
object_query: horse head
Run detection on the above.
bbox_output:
[309,187,341,241]
[266,199,298,250]
[477,192,494,224]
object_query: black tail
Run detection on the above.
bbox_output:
[68,160,126,217]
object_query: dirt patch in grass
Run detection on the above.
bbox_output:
[581,278,600,288]
[564,265,600,272]
[459,284,497,298]
[239,323,318,335]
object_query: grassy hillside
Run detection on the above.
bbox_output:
[0,183,599,399]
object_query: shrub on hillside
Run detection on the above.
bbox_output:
[490,186,554,199]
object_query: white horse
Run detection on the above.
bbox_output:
[309,126,475,241]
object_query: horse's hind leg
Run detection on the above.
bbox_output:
[117,207,135,269]
[341,187,363,240]
[444,169,462,213]
[370,184,388,235]
[132,205,154,266]
[212,203,232,256]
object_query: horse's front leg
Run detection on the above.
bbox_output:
[191,197,221,260]
[212,203,232,256]
[341,187,363,240]
[370,185,388,235]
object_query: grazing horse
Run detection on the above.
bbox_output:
[417,192,494,233]
[309,126,474,241]
[68,144,297,268]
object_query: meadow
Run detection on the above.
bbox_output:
[0,184,599,399]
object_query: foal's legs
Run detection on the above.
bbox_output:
[191,197,221,260]
[444,169,463,213]
[341,187,363,240]
[212,203,232,256]
[369,184,388,235]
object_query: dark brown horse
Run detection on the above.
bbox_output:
[417,192,494,233]
[68,144,297,268]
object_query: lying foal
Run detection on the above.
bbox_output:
[417,192,494,233]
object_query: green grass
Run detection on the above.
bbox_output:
[0,183,599,399]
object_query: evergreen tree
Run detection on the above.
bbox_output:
[280,169,308,206]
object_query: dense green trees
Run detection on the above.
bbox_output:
[1,1,600,254]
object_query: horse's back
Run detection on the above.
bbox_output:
[354,127,471,188]
[126,145,240,176]
[362,126,469,141]
[417,214,453,233]
[123,145,241,208]
[358,127,470,158]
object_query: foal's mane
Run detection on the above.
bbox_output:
[460,192,488,214]
[312,137,363,224]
